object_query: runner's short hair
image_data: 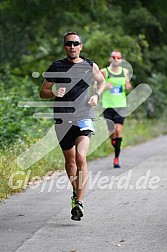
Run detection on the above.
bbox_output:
[63,31,82,43]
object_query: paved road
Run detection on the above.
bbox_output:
[0,135,167,252]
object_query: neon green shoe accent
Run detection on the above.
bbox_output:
[71,195,76,209]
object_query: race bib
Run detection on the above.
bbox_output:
[110,86,122,94]
[77,119,95,133]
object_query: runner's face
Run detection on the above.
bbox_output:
[64,34,82,59]
[110,52,122,67]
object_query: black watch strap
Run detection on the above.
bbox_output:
[95,92,100,100]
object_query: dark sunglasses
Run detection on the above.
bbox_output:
[64,41,81,47]
[112,56,122,59]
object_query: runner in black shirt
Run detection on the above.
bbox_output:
[40,31,105,221]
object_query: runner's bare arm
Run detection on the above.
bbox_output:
[40,80,66,99]
[88,63,105,106]
[124,69,132,91]
[93,63,105,96]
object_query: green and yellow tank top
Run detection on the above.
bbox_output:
[102,67,127,108]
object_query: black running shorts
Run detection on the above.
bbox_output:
[55,123,92,150]
[103,108,126,130]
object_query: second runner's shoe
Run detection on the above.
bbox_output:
[114,157,121,168]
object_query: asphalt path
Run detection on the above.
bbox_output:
[0,135,167,252]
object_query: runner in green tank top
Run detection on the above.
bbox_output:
[96,50,131,168]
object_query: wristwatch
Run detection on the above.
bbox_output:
[95,92,100,100]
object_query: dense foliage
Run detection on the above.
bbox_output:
[0,0,167,148]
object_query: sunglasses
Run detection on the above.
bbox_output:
[64,41,81,47]
[112,56,122,59]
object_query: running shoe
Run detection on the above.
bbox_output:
[114,157,121,168]
[71,201,83,221]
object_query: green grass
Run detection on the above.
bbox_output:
[0,117,167,200]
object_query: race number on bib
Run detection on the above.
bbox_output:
[77,119,95,133]
[110,86,122,94]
